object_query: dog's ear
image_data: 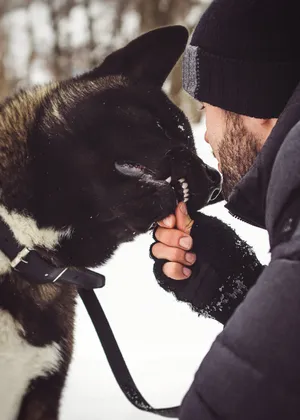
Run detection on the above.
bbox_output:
[84,25,189,87]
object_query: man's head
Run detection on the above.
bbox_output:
[183,0,300,199]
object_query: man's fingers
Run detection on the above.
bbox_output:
[155,226,193,250]
[152,242,196,266]
[162,262,192,280]
[154,203,194,281]
[175,202,194,234]
[158,214,176,228]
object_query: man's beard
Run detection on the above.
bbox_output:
[218,113,261,201]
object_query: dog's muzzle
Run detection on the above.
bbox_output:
[204,164,223,202]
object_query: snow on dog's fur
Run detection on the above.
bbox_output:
[0,26,221,419]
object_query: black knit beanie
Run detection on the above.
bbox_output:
[183,0,300,118]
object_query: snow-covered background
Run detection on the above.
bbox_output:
[0,2,271,418]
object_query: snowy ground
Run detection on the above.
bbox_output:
[60,121,270,419]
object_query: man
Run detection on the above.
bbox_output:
[151,0,300,418]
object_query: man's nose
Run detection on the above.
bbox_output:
[204,131,209,144]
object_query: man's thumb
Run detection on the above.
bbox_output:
[176,202,194,234]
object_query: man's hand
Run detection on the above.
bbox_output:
[151,204,264,325]
[151,202,196,280]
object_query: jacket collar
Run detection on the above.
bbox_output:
[225,82,300,230]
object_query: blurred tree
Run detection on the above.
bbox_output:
[49,0,74,79]
[0,0,210,121]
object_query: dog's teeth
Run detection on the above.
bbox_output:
[179,178,185,183]
[184,197,189,203]
[184,192,189,199]
[165,176,172,183]
[182,182,188,189]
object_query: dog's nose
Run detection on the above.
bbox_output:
[205,164,222,187]
[204,164,223,202]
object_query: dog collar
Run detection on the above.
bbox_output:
[0,218,105,289]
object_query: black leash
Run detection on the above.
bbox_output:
[79,288,180,418]
[0,218,180,418]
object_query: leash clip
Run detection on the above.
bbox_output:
[10,247,31,269]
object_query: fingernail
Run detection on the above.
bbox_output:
[183,267,192,278]
[179,236,192,250]
[185,253,196,264]
[163,216,172,227]
[180,202,188,215]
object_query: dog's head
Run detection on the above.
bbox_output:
[0,26,222,268]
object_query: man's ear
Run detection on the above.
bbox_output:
[84,25,189,87]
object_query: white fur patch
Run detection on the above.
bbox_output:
[0,250,11,275]
[0,310,61,420]
[0,205,72,275]
[0,205,72,250]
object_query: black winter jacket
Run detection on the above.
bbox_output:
[153,83,300,419]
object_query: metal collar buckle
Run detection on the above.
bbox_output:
[10,247,31,269]
[10,247,68,283]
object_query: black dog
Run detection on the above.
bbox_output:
[0,25,221,420]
